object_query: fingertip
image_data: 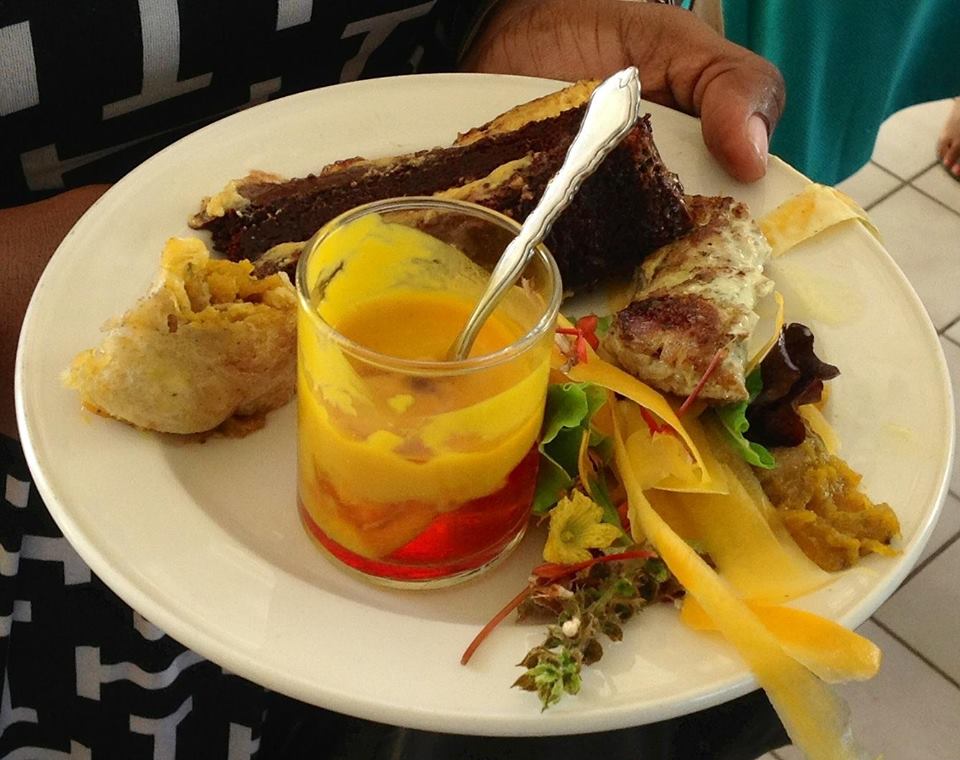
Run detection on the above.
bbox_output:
[701,113,770,184]
[744,113,770,179]
[730,155,768,184]
[696,55,783,183]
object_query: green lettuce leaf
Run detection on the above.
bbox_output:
[713,369,776,469]
[595,314,613,337]
[541,384,582,445]
[533,383,608,514]
[532,455,575,514]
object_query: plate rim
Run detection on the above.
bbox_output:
[15,72,955,736]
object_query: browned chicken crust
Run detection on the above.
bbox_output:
[602,195,773,403]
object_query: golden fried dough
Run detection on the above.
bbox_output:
[65,237,296,435]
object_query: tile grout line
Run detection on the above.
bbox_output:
[867,155,930,183]
[902,529,960,584]
[874,156,941,187]
[907,177,960,218]
[865,170,960,331]
[903,159,941,184]
[865,160,900,181]
[866,158,960,219]
[869,617,960,691]
[863,178,908,212]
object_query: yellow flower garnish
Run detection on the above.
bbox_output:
[544,490,622,564]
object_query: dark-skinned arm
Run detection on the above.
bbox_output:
[1,185,111,440]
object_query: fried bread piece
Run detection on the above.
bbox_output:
[64,238,296,435]
[602,195,774,404]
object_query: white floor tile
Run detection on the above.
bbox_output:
[774,622,960,760]
[940,337,960,497]
[874,539,960,684]
[913,163,960,215]
[836,162,901,209]
[917,492,960,567]
[872,99,956,180]
[946,323,960,344]
[867,187,960,330]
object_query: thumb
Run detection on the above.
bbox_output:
[697,62,785,183]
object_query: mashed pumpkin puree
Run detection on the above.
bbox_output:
[296,213,551,569]
[757,424,900,572]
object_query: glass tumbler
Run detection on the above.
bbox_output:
[295,197,562,587]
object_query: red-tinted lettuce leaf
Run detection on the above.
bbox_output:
[745,323,839,447]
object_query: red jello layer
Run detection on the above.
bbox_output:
[300,447,539,583]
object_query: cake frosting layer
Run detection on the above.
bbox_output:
[190,82,693,291]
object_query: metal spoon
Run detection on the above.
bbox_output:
[446,66,642,361]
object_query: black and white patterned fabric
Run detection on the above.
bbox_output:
[1,434,790,759]
[0,435,271,757]
[0,0,494,208]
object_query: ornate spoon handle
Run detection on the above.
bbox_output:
[448,66,642,361]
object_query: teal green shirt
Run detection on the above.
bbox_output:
[723,1,960,183]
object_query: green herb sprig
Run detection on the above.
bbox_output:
[513,554,682,709]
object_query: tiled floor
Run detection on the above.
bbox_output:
[760,99,960,760]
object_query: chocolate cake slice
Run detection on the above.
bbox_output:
[190,82,693,291]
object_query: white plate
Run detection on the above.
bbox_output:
[16,74,954,736]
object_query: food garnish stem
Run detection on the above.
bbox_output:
[574,315,600,349]
[461,584,535,665]
[640,407,673,436]
[556,315,600,365]
[531,549,655,581]
[460,549,655,665]
[677,347,725,417]
[556,327,589,364]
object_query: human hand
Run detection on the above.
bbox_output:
[462,0,785,183]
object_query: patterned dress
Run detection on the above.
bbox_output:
[0,0,492,207]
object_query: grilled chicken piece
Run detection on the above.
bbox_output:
[601,195,773,404]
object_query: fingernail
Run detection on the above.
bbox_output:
[747,114,769,168]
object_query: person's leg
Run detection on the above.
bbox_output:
[936,97,960,179]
